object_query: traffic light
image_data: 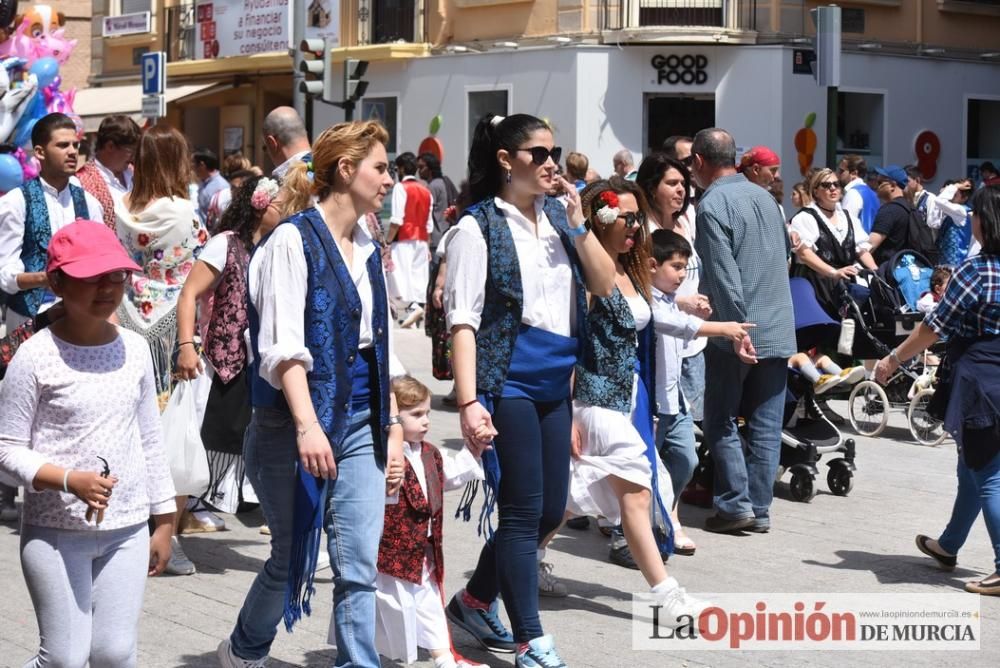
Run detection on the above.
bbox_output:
[343,59,369,120]
[299,38,332,99]
[810,5,841,87]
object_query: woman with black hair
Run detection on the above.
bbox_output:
[876,184,1000,596]
[174,175,287,515]
[443,114,614,667]
[635,153,711,538]
[418,151,459,253]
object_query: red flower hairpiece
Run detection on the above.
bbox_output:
[598,190,619,209]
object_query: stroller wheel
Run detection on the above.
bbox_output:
[827,466,854,496]
[907,389,947,446]
[789,471,817,502]
[848,381,889,437]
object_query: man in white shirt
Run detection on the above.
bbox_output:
[0,112,103,334]
[261,106,311,180]
[613,148,638,181]
[75,114,138,228]
[838,154,879,233]
[387,152,433,327]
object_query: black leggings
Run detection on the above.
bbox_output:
[465,397,571,642]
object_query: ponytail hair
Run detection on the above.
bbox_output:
[282,120,390,215]
[467,113,550,204]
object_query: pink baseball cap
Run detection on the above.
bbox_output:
[46,219,142,279]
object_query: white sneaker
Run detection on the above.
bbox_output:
[537,561,568,598]
[655,585,709,626]
[217,639,268,668]
[316,547,330,571]
[165,536,196,576]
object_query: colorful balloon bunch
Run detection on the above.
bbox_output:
[0,3,80,192]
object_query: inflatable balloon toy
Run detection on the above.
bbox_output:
[0,5,77,64]
[0,151,23,193]
[0,56,38,144]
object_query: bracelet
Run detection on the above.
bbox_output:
[62,469,71,494]
[565,222,589,239]
[177,341,196,348]
[890,349,903,365]
[458,399,479,410]
[296,420,319,439]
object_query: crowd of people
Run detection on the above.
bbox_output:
[0,104,996,668]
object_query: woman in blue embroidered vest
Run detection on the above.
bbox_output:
[568,177,705,619]
[219,121,406,668]
[443,114,615,668]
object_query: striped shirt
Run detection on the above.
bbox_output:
[694,173,796,359]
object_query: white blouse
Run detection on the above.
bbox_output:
[248,207,404,390]
[0,329,176,530]
[790,203,871,255]
[624,292,651,331]
[444,196,576,336]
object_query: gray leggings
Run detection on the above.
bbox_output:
[19,522,149,668]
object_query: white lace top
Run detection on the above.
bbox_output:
[0,328,176,530]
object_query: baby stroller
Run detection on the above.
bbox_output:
[840,251,947,445]
[685,279,857,504]
[779,278,857,501]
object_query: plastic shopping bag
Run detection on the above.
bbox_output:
[161,378,210,497]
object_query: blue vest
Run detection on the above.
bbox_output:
[8,178,89,317]
[248,208,391,457]
[847,181,879,234]
[575,286,656,413]
[466,196,588,395]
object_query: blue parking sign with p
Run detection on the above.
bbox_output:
[141,52,165,95]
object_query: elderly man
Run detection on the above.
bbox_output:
[691,128,795,534]
[612,148,637,180]
[261,106,311,180]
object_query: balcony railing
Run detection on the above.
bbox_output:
[165,2,197,62]
[602,0,757,31]
[358,0,426,45]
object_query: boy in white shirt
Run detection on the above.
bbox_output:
[649,229,754,552]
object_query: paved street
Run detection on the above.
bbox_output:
[0,327,997,667]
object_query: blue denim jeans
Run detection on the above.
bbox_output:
[656,409,697,503]
[937,449,1000,572]
[679,351,706,423]
[465,397,571,643]
[230,406,385,666]
[703,346,787,525]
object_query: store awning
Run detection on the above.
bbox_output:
[74,82,226,132]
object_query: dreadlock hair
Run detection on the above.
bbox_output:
[216,176,267,252]
[581,175,652,301]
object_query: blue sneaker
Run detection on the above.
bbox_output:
[516,634,566,668]
[446,591,516,653]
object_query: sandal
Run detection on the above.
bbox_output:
[915,534,956,571]
[673,530,697,556]
[964,574,1000,596]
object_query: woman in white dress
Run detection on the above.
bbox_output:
[568,177,702,615]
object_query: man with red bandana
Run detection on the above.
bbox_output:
[738,146,782,193]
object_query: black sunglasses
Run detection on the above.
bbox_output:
[514,146,562,166]
[617,211,646,228]
[680,155,694,167]
[817,181,840,190]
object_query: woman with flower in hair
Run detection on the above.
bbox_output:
[175,175,287,518]
[114,122,207,576]
[567,176,704,619]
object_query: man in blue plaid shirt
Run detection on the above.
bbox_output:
[691,128,796,534]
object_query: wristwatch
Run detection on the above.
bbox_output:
[385,415,402,431]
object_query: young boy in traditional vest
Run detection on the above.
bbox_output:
[387,151,433,328]
[0,112,103,335]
